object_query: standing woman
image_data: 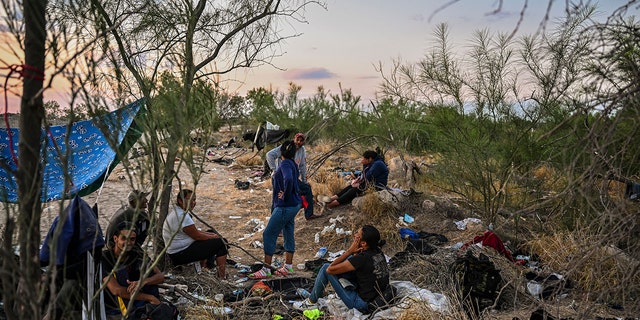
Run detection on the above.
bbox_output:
[250,140,302,278]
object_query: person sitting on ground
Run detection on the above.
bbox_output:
[294,225,391,314]
[249,140,302,279]
[105,190,150,251]
[325,150,389,209]
[102,222,164,319]
[162,189,228,279]
[266,132,319,220]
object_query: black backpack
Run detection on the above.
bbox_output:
[129,302,179,320]
[452,252,502,300]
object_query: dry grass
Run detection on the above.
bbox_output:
[234,152,264,167]
[310,169,345,199]
[527,232,640,307]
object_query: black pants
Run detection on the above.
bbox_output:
[168,238,228,266]
[335,185,364,205]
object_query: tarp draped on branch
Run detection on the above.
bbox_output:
[0,100,144,203]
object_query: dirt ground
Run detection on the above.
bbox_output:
[34,138,634,320]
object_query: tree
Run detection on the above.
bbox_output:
[1,0,324,318]
[85,0,324,262]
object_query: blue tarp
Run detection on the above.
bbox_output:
[0,100,143,203]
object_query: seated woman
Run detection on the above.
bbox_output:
[294,225,390,314]
[326,150,389,209]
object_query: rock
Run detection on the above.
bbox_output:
[422,199,435,211]
[378,189,405,210]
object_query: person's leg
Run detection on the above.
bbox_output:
[307,263,367,309]
[263,207,285,258]
[168,239,227,279]
[327,187,358,208]
[308,263,331,302]
[335,185,352,198]
[281,205,300,256]
[275,205,300,275]
[324,271,368,311]
[252,207,285,278]
[215,255,226,279]
[299,181,314,218]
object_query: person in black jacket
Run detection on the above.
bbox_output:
[325,150,389,209]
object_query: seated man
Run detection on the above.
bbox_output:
[326,150,389,209]
[105,190,150,250]
[162,189,228,279]
[102,221,164,319]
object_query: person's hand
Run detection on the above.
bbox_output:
[347,233,362,254]
[126,280,140,293]
[277,190,284,199]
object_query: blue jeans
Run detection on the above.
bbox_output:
[310,263,369,312]
[263,204,301,255]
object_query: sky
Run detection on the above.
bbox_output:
[2,0,638,112]
[224,0,639,103]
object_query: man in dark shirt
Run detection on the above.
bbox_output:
[105,190,150,250]
[101,221,164,319]
[294,225,390,313]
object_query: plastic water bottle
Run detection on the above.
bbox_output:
[296,288,311,299]
[203,306,233,315]
[314,247,327,259]
[314,233,320,243]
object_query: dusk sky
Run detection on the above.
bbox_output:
[225,0,638,102]
[2,1,637,112]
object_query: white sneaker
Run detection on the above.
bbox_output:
[293,298,318,310]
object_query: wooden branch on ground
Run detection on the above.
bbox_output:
[228,293,278,307]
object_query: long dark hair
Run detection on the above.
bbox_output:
[361,225,386,250]
[281,140,297,159]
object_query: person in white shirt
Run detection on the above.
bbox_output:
[162,189,228,279]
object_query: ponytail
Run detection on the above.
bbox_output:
[361,225,384,250]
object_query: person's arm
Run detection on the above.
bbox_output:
[327,232,362,275]
[103,275,160,305]
[127,266,164,293]
[266,146,281,171]
[298,148,307,182]
[182,224,220,240]
[282,161,298,199]
[365,162,378,182]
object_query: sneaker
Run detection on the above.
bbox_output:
[274,266,294,276]
[293,298,318,310]
[248,267,271,279]
[305,214,323,221]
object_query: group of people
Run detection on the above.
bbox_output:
[99,132,392,317]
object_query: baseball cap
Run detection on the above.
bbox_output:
[128,190,149,203]
[295,132,305,141]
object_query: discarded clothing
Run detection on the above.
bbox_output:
[234,179,250,190]
[463,231,514,261]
